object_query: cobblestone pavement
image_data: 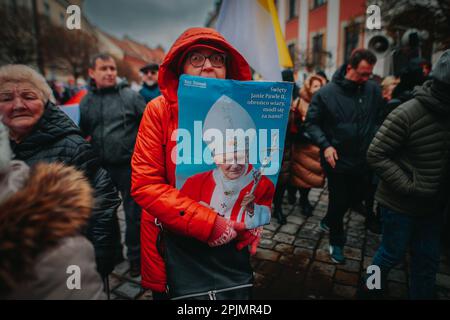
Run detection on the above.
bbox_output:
[109,189,450,300]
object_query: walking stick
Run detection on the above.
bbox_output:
[103,275,111,300]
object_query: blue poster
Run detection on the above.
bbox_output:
[175,75,292,229]
[59,105,80,125]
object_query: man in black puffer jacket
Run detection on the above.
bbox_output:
[305,49,383,264]
[366,50,450,299]
[11,103,123,278]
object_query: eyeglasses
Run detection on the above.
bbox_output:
[188,52,226,68]
[146,70,158,75]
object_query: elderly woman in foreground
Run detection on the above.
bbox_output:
[0,64,122,278]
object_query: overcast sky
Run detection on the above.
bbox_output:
[84,0,217,51]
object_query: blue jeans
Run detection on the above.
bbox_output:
[372,206,442,299]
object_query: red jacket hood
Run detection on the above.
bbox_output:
[159,27,252,105]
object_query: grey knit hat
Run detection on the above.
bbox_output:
[430,50,450,85]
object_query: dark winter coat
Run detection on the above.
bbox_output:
[139,82,161,104]
[289,75,327,189]
[11,103,122,276]
[0,163,106,299]
[79,81,147,166]
[304,64,383,174]
[367,80,450,216]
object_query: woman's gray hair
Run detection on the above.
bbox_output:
[0,64,55,104]
[0,119,12,174]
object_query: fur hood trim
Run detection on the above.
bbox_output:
[0,163,93,295]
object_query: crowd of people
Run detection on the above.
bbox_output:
[0,27,449,300]
[49,78,87,106]
[47,62,161,107]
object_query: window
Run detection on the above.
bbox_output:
[312,34,324,68]
[344,23,361,62]
[17,0,30,9]
[4,0,30,11]
[5,0,15,9]
[289,0,297,19]
[4,0,16,14]
[311,0,326,10]
[44,0,50,17]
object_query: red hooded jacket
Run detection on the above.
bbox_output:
[131,28,252,292]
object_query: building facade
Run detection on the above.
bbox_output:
[277,0,367,80]
[1,0,165,83]
[100,31,165,83]
[277,0,448,81]
[1,0,97,80]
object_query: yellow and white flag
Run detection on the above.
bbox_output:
[216,0,293,81]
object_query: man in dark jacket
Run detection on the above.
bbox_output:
[139,63,161,104]
[365,50,450,299]
[305,49,383,264]
[80,53,146,277]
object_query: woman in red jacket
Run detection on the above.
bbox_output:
[131,28,263,300]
